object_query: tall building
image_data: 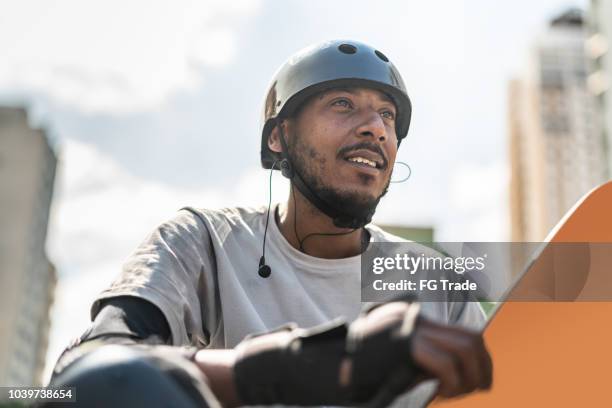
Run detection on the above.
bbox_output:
[509,9,608,242]
[587,0,612,175]
[0,107,57,386]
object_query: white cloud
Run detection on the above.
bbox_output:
[188,26,236,67]
[442,161,510,241]
[450,163,505,213]
[50,140,216,271]
[0,0,261,114]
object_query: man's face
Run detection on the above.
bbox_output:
[285,86,399,218]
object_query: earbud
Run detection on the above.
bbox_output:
[280,158,294,179]
[258,256,271,278]
[258,160,278,279]
[390,161,412,183]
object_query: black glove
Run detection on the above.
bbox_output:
[233,299,422,407]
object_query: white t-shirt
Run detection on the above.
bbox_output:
[92,205,485,407]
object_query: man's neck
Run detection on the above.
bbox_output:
[276,189,367,259]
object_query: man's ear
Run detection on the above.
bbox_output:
[268,121,288,154]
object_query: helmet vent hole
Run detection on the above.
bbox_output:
[338,43,357,54]
[375,50,389,62]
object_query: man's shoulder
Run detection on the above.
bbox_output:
[174,205,269,237]
[181,205,268,223]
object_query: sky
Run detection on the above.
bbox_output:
[0,0,587,382]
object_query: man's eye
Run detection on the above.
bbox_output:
[332,99,352,108]
[381,110,396,120]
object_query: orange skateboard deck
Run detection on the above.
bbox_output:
[433,181,612,407]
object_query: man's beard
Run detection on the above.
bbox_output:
[288,135,390,224]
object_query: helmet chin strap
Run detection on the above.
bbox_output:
[276,121,374,229]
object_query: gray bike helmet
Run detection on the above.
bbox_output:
[260,39,412,169]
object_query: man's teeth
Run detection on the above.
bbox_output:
[348,157,377,168]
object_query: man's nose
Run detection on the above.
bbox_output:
[355,110,387,143]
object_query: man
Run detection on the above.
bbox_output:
[50,40,492,407]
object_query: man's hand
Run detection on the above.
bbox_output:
[338,301,492,407]
[358,301,493,400]
[412,314,493,398]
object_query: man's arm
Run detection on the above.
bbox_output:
[194,349,242,407]
[89,208,218,347]
[51,296,174,380]
[52,295,172,374]
[83,296,172,344]
[55,296,240,407]
[51,296,240,407]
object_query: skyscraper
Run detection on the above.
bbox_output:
[509,9,608,242]
[0,107,57,386]
[588,0,612,176]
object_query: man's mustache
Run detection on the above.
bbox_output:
[337,142,389,170]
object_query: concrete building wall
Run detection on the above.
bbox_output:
[0,107,57,386]
[510,9,608,242]
[588,0,612,176]
[509,80,527,242]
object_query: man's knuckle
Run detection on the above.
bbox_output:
[453,338,474,358]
